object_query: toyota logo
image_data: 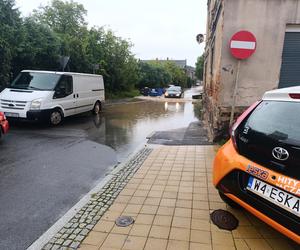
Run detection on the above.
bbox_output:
[272,147,289,161]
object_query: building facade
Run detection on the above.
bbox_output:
[203,0,300,140]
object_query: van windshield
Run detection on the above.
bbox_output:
[10,72,61,91]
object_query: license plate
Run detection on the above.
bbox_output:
[4,112,19,118]
[247,177,300,217]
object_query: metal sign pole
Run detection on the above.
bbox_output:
[229,60,241,126]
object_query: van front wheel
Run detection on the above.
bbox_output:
[92,101,101,115]
[49,109,63,125]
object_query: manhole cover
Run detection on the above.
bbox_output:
[210,209,239,231]
[115,216,134,227]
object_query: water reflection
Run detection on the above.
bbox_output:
[10,89,200,161]
[86,100,197,160]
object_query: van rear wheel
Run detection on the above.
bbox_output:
[92,101,101,115]
[49,109,63,125]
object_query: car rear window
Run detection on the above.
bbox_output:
[244,101,300,144]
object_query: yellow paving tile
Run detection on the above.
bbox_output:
[123,204,142,214]
[169,227,190,241]
[177,192,193,200]
[79,244,100,250]
[162,191,178,199]
[82,231,107,246]
[148,190,164,198]
[93,221,115,233]
[176,199,192,208]
[109,203,127,213]
[190,242,212,250]
[129,196,146,205]
[122,236,147,250]
[111,224,132,235]
[212,245,236,250]
[153,215,173,227]
[151,185,165,191]
[129,224,151,237]
[190,230,211,244]
[144,238,168,250]
[172,217,191,228]
[134,214,155,225]
[115,195,131,204]
[192,209,209,220]
[144,197,161,206]
[101,233,127,249]
[191,219,211,231]
[134,190,149,197]
[156,206,175,216]
[120,189,136,196]
[244,239,272,250]
[77,146,296,250]
[234,239,250,250]
[140,205,158,215]
[211,231,235,246]
[265,238,297,250]
[149,225,170,239]
[193,201,209,210]
[174,207,192,218]
[102,211,121,222]
[232,226,262,239]
[167,240,189,250]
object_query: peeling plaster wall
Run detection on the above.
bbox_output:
[204,0,300,140]
[220,0,300,107]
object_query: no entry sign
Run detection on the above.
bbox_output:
[230,31,256,60]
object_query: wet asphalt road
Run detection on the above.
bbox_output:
[0,87,200,250]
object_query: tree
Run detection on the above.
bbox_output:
[0,0,22,88]
[195,54,204,80]
[137,61,188,89]
[12,17,61,75]
[33,0,90,70]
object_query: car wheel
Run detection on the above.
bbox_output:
[92,101,101,115]
[219,191,241,208]
[49,109,63,126]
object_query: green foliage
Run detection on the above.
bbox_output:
[12,17,61,74]
[0,0,22,87]
[195,54,204,80]
[0,0,139,96]
[138,61,188,89]
[106,89,140,99]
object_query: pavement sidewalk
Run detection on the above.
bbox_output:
[76,145,297,250]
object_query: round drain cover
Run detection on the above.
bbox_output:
[210,209,239,231]
[115,216,134,227]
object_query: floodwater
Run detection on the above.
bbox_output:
[62,87,200,160]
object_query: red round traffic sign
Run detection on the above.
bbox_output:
[230,31,256,60]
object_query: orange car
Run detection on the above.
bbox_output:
[213,87,300,244]
[0,111,9,139]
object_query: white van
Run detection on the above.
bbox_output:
[0,70,105,125]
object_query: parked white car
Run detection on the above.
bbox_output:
[0,70,105,125]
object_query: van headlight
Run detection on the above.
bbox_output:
[30,98,42,110]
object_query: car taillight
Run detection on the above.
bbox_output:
[289,93,300,99]
[230,101,261,151]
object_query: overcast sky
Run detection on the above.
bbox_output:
[15,0,207,66]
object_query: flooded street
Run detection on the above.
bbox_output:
[0,87,201,250]
[53,86,201,160]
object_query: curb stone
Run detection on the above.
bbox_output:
[41,148,152,250]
